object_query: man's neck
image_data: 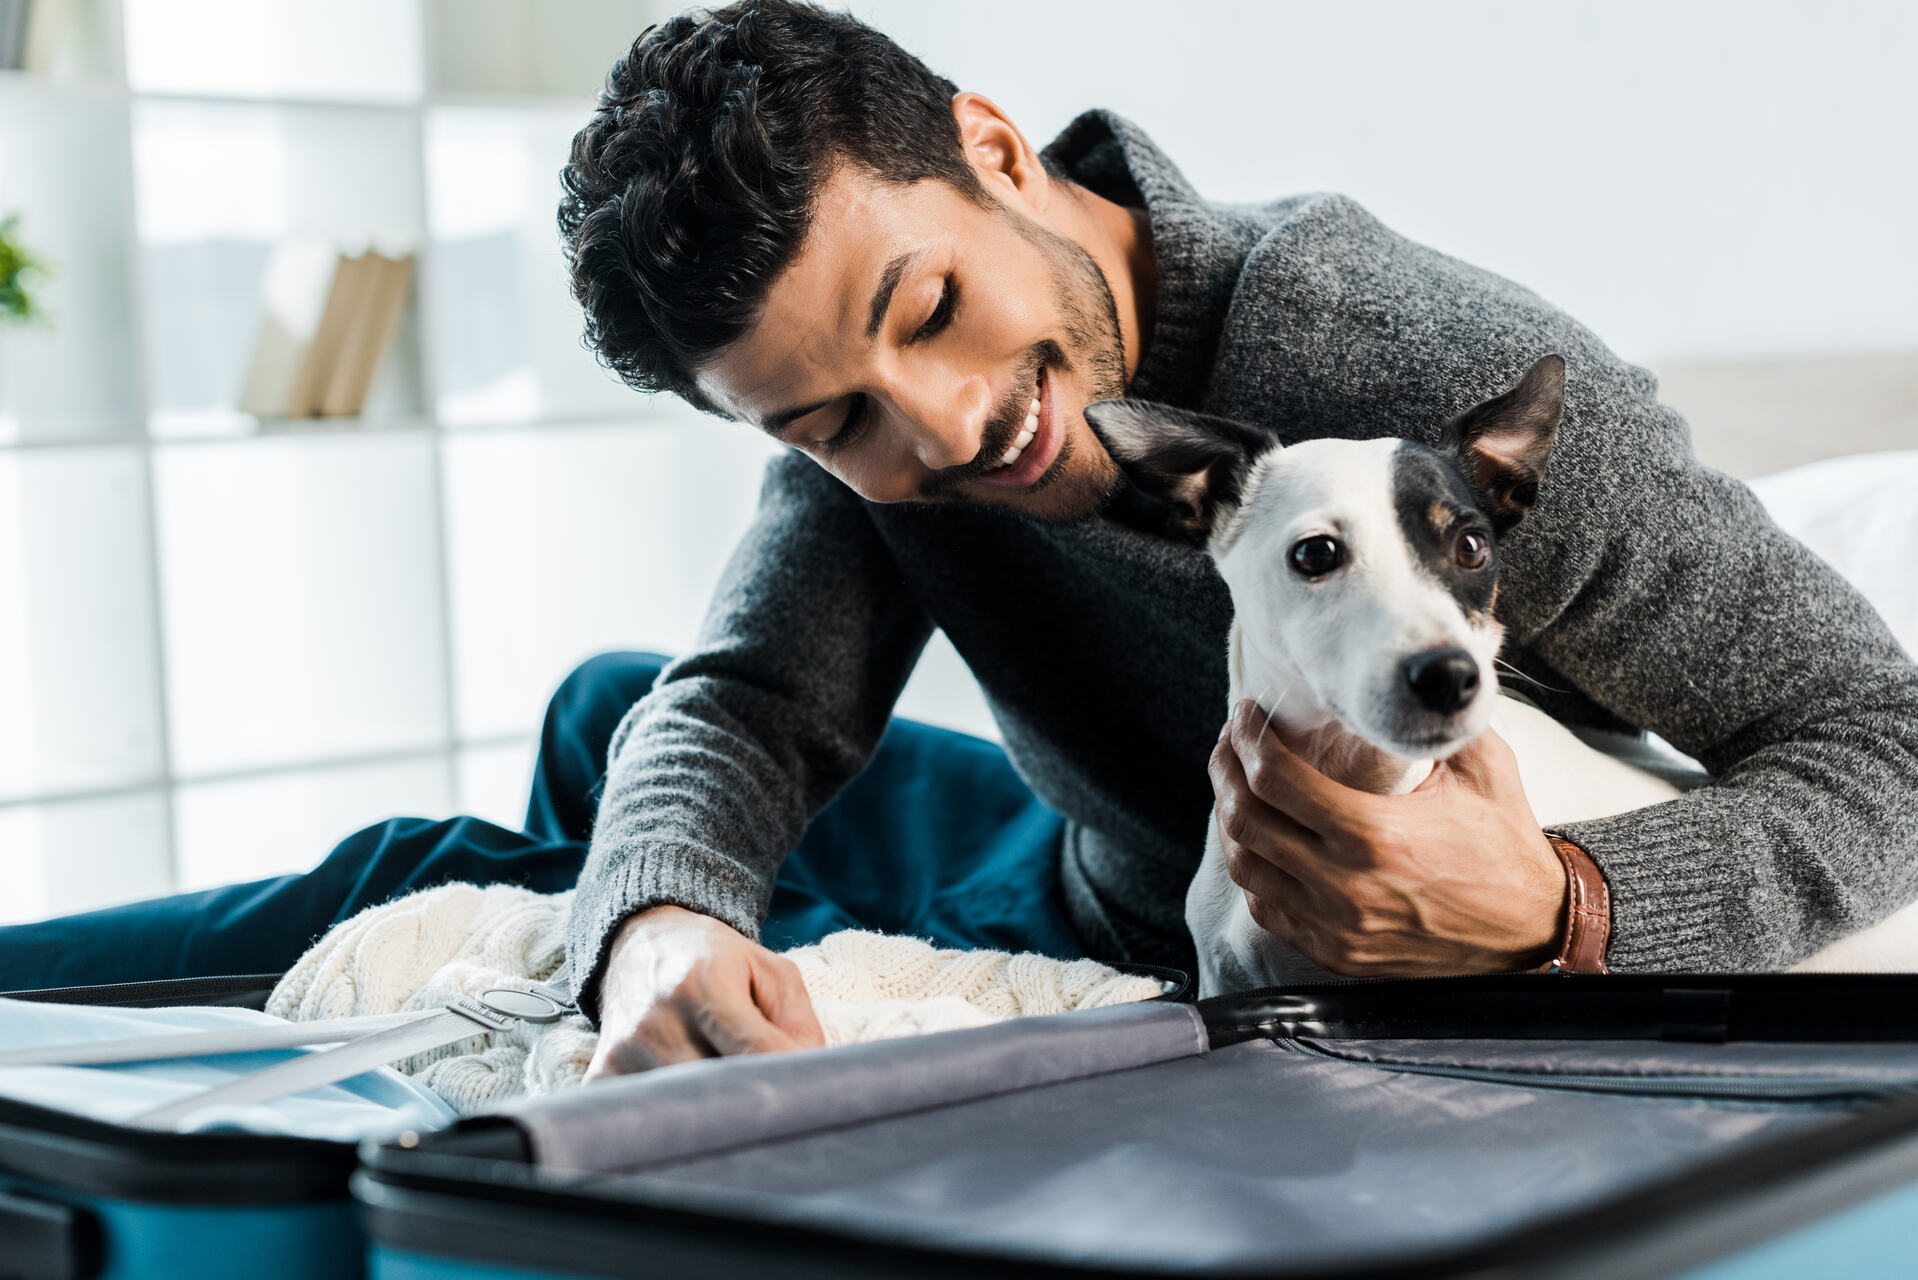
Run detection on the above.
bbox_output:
[1061,184,1158,383]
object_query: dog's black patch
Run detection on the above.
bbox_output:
[1084,399,1277,543]
[1439,355,1564,533]
[1392,441,1498,619]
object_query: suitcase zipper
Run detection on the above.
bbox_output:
[1275,1036,1910,1105]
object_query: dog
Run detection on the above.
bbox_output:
[1087,356,1918,994]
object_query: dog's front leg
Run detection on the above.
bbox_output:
[1186,823,1336,997]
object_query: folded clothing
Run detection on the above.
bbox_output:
[0,997,457,1140]
[266,882,1167,1116]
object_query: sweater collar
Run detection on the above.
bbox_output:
[1040,109,1258,411]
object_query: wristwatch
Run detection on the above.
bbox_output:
[1542,834,1612,974]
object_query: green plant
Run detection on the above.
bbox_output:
[0,214,50,326]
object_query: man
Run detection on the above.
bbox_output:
[554,0,1918,1080]
[2,1,1911,1075]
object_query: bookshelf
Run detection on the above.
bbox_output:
[0,0,788,922]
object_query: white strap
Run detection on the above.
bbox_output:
[0,966,575,1071]
[2,968,579,1130]
[0,1011,423,1068]
[132,1007,490,1129]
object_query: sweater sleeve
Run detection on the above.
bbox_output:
[1524,450,1918,972]
[564,450,932,1021]
[1209,194,1918,972]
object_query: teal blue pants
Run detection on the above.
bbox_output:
[0,653,1079,994]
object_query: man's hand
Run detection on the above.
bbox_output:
[1210,700,1567,976]
[584,904,825,1081]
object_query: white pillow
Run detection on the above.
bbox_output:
[1749,451,1918,658]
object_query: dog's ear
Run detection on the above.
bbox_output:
[1440,354,1564,533]
[1084,398,1274,540]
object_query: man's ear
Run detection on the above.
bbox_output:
[1084,398,1274,540]
[951,91,1048,211]
[1439,354,1565,532]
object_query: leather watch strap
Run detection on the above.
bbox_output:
[1544,835,1611,974]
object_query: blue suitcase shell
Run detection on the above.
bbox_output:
[0,974,367,1280]
[355,974,1918,1280]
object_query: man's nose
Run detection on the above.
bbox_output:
[890,376,991,472]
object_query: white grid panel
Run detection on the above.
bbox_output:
[0,448,167,804]
[0,0,704,923]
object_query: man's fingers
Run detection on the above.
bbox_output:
[755,954,827,1049]
[587,970,810,1083]
[1229,699,1359,829]
[1243,890,1304,950]
[1441,726,1517,793]
[584,1010,713,1081]
[1213,717,1327,855]
[583,1041,638,1083]
[694,978,806,1056]
[1220,815,1311,903]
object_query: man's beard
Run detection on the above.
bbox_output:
[919,201,1129,521]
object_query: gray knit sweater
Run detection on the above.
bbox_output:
[565,110,1918,1020]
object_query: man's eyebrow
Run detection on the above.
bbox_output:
[866,248,930,342]
[760,398,832,439]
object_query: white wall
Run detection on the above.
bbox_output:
[858,0,1918,365]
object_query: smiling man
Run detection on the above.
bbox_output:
[556,1,1918,1076]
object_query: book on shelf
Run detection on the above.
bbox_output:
[238,244,415,422]
[321,252,416,418]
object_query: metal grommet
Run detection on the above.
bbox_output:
[477,988,567,1024]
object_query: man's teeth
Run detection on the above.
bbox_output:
[996,395,1042,469]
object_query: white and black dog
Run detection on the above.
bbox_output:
[1088,356,1918,993]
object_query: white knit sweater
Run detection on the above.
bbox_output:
[267,883,1166,1116]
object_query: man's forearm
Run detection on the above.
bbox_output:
[566,667,833,1020]
[1558,656,1918,970]
[562,452,935,1022]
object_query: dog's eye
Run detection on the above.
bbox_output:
[1457,531,1490,569]
[1289,536,1344,577]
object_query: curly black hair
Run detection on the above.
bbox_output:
[557,2,985,414]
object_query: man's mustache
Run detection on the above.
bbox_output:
[920,340,1068,499]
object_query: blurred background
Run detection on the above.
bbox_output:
[1,0,1913,923]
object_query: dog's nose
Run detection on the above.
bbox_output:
[1403,648,1481,715]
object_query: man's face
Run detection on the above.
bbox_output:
[695,167,1128,521]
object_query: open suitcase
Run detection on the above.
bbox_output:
[355,974,1918,1280]
[0,973,375,1280]
[9,973,1918,1278]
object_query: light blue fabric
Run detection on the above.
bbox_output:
[0,997,457,1140]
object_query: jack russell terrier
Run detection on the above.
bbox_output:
[1087,356,1918,995]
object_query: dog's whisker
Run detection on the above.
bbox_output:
[1258,676,1297,742]
[1241,678,1274,732]
[1494,657,1569,694]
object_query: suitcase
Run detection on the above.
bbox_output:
[356,974,1918,1279]
[0,973,385,1280]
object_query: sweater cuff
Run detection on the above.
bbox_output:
[563,848,767,1026]
[1552,800,1742,972]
